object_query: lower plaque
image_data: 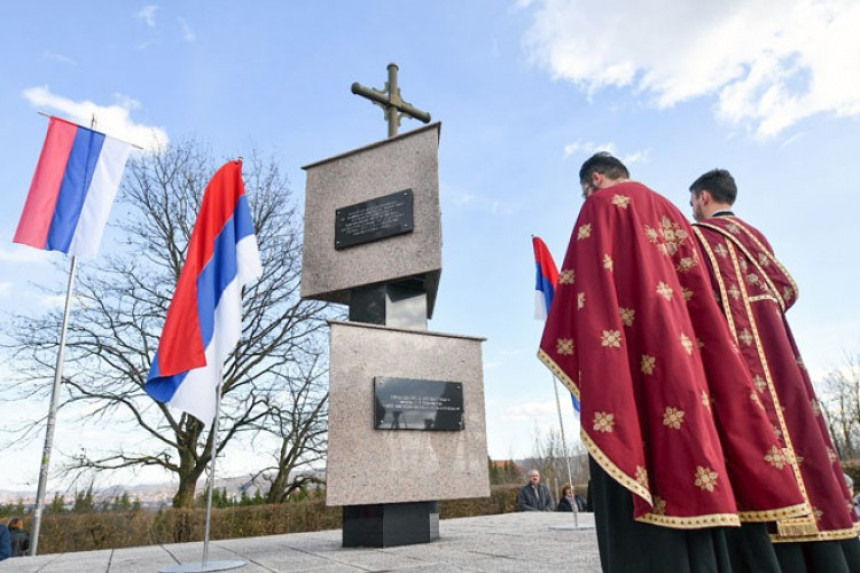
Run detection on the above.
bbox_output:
[374,377,464,431]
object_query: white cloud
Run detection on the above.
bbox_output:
[0,245,52,265]
[441,181,514,215]
[178,17,196,43]
[44,52,76,66]
[0,282,11,297]
[501,400,557,421]
[37,293,68,309]
[523,0,860,137]
[451,193,475,205]
[563,139,649,165]
[136,5,159,27]
[22,86,168,152]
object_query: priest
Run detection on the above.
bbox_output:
[690,168,860,572]
[539,152,807,572]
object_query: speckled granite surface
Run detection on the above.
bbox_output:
[300,123,442,315]
[326,320,489,507]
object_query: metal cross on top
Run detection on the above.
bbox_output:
[351,63,432,138]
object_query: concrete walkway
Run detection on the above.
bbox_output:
[0,511,600,572]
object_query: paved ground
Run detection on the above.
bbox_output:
[0,511,600,572]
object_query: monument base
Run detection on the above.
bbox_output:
[342,501,439,547]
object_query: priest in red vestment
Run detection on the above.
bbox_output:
[539,153,807,572]
[689,168,860,572]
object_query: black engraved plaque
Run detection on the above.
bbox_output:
[374,377,464,431]
[335,189,414,250]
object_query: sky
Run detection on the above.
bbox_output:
[1,0,859,495]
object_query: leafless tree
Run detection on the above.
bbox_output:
[250,354,329,504]
[523,425,589,498]
[3,140,334,507]
[818,349,860,460]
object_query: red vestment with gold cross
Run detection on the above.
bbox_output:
[539,181,806,529]
[694,214,859,541]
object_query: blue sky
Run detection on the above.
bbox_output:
[1,1,859,493]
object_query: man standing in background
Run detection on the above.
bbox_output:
[517,469,555,511]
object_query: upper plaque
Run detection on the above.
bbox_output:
[335,189,414,250]
[301,123,442,317]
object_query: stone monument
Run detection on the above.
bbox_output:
[300,64,489,547]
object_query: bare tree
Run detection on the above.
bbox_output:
[818,349,860,460]
[249,354,329,504]
[3,140,333,507]
[523,425,589,498]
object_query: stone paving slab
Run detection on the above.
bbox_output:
[0,511,599,573]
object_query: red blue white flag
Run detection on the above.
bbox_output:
[533,236,580,414]
[533,236,559,320]
[145,160,262,425]
[14,116,132,259]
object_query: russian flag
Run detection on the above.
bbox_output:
[533,236,559,320]
[533,236,580,414]
[145,160,262,426]
[14,116,132,259]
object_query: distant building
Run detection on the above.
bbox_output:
[489,459,524,484]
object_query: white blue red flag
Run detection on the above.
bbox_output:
[14,116,132,259]
[533,236,580,413]
[145,160,262,425]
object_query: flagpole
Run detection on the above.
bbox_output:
[30,255,78,556]
[551,373,578,528]
[202,373,222,567]
[161,372,245,572]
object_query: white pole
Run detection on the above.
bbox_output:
[551,374,578,527]
[30,255,78,556]
[159,371,245,572]
[202,373,223,567]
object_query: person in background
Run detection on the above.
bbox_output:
[0,522,11,561]
[517,469,554,511]
[8,517,29,557]
[556,483,585,512]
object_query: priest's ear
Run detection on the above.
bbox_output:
[698,189,714,205]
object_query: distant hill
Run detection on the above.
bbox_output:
[0,470,324,508]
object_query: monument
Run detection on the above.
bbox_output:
[301,63,490,547]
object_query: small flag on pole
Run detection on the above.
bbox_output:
[533,236,580,414]
[145,160,262,425]
[14,116,133,259]
[533,236,559,320]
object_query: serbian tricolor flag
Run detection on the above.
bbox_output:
[533,236,580,413]
[14,116,133,259]
[145,160,262,425]
[533,236,559,320]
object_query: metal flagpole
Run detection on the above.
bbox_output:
[29,255,78,557]
[31,114,103,556]
[551,374,579,528]
[160,370,245,573]
[202,375,222,566]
